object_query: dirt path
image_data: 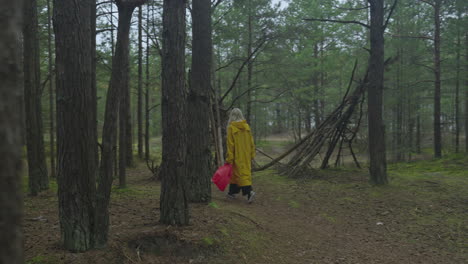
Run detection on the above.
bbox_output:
[23,159,468,264]
[209,169,467,264]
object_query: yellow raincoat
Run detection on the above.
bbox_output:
[226,120,256,187]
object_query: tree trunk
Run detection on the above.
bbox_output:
[408,116,415,161]
[454,26,461,152]
[246,0,253,124]
[396,40,404,161]
[119,93,128,188]
[465,32,468,153]
[187,0,213,203]
[95,0,146,247]
[214,49,225,166]
[54,0,96,251]
[137,6,144,159]
[416,114,421,153]
[368,0,387,185]
[111,2,115,56]
[145,6,150,161]
[24,0,49,195]
[47,0,56,178]
[160,0,189,225]
[125,78,133,167]
[433,0,442,158]
[313,43,321,129]
[0,2,24,262]
[91,0,98,170]
[117,3,139,188]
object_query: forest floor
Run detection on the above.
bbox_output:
[24,142,468,264]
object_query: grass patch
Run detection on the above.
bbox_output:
[256,140,291,148]
[202,237,216,246]
[218,227,229,237]
[208,202,220,209]
[320,213,337,224]
[111,186,150,199]
[288,200,300,208]
[222,214,271,257]
[254,169,295,187]
[385,154,468,252]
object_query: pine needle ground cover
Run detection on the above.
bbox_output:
[23,151,467,264]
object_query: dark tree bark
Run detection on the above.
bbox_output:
[465,32,468,153]
[137,6,144,159]
[119,91,128,188]
[91,0,98,169]
[368,0,387,185]
[187,0,213,203]
[54,0,96,251]
[145,5,150,161]
[160,0,189,225]
[433,0,442,158]
[119,2,134,170]
[313,43,321,129]
[24,0,49,195]
[111,2,115,56]
[117,1,142,188]
[125,85,133,167]
[46,0,56,178]
[416,114,422,153]
[395,33,404,161]
[455,31,460,152]
[454,13,462,153]
[0,2,24,262]
[246,0,253,124]
[96,0,146,247]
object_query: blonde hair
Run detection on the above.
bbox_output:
[228,108,245,125]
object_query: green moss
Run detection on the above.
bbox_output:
[320,213,337,223]
[27,255,59,264]
[111,186,155,199]
[369,189,383,198]
[288,200,300,208]
[340,196,357,203]
[208,202,220,209]
[256,140,290,148]
[202,237,215,246]
[254,170,295,186]
[226,215,270,254]
[219,227,229,237]
[48,179,58,192]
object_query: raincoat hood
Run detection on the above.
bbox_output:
[230,120,251,133]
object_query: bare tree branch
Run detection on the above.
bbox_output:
[147,103,160,113]
[383,0,398,30]
[96,28,116,35]
[212,0,224,10]
[143,22,162,57]
[248,89,289,104]
[337,6,369,11]
[414,62,435,72]
[303,18,370,29]
[389,34,433,40]
[215,57,244,72]
[213,5,233,27]
[219,35,269,103]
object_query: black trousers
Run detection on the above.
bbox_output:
[228,184,252,196]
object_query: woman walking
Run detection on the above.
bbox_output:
[225,108,256,203]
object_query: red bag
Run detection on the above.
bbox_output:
[211,163,233,191]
